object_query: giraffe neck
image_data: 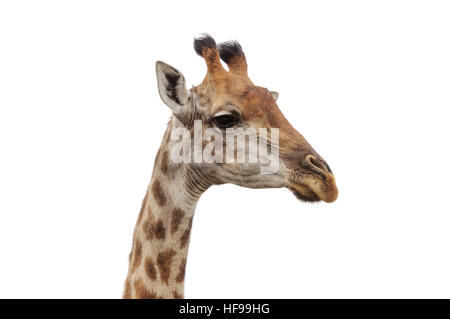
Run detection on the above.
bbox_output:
[123,119,209,299]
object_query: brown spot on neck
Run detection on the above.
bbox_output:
[156,249,177,285]
[152,179,167,206]
[143,218,166,241]
[136,192,148,225]
[131,239,142,273]
[134,278,157,299]
[180,217,193,249]
[172,291,182,299]
[160,150,169,176]
[144,257,157,281]
[143,218,153,240]
[176,258,187,283]
[171,208,185,235]
[153,220,166,240]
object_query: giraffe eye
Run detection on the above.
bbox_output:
[213,114,239,128]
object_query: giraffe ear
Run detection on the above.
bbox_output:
[156,61,190,113]
[270,91,279,101]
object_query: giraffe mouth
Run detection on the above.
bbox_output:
[288,183,321,202]
[287,172,338,203]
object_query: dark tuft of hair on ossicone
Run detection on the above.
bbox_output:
[218,40,245,64]
[193,34,217,56]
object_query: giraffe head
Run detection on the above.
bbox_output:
[155,35,338,203]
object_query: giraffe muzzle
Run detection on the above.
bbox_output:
[305,155,338,203]
[287,154,338,203]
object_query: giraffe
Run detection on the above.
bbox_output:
[123,34,338,299]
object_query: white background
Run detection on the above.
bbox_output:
[1,1,449,298]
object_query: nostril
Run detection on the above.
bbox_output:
[305,155,330,176]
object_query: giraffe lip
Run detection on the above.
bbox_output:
[287,182,321,202]
[287,173,338,203]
